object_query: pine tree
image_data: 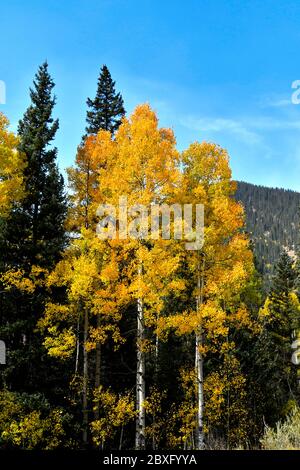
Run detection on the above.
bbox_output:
[272,251,296,297]
[255,251,300,424]
[14,62,67,268]
[0,62,67,393]
[86,65,125,135]
[294,206,300,298]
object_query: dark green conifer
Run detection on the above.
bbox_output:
[14,61,67,268]
[254,251,300,425]
[86,65,125,135]
[0,62,67,393]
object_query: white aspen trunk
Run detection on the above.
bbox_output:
[195,255,205,450]
[94,315,101,420]
[135,264,146,450]
[83,308,89,445]
[155,331,159,376]
[195,329,205,449]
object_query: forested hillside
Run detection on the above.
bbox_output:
[236,181,300,288]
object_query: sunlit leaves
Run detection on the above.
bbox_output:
[0,113,25,217]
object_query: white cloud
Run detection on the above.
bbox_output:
[249,116,300,130]
[180,114,300,143]
[259,96,291,109]
[180,116,261,145]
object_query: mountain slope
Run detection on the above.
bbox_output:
[235,181,300,288]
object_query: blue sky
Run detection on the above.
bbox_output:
[1,0,300,190]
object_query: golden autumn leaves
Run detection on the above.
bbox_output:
[0,103,257,447]
[0,113,26,217]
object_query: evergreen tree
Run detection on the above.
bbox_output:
[271,251,296,301]
[294,206,300,297]
[0,62,67,393]
[254,251,300,424]
[86,65,125,135]
[2,62,66,269]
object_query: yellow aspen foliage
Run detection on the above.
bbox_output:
[180,140,255,334]
[0,391,68,450]
[43,326,77,359]
[0,113,26,217]
[165,368,197,448]
[0,265,48,294]
[169,141,256,448]
[39,231,129,360]
[34,101,264,449]
[93,104,185,328]
[144,387,167,447]
[90,386,135,448]
[204,347,250,448]
[166,353,249,448]
[98,104,180,207]
[89,104,185,448]
[1,410,66,450]
[67,132,115,231]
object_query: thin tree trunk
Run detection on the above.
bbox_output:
[195,254,205,450]
[195,329,204,449]
[135,263,146,450]
[152,330,159,450]
[83,308,89,445]
[226,335,230,450]
[119,425,124,450]
[155,331,159,377]
[94,315,101,420]
[75,314,80,375]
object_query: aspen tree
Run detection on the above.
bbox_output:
[39,232,128,444]
[169,142,254,449]
[67,131,117,425]
[95,104,182,449]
